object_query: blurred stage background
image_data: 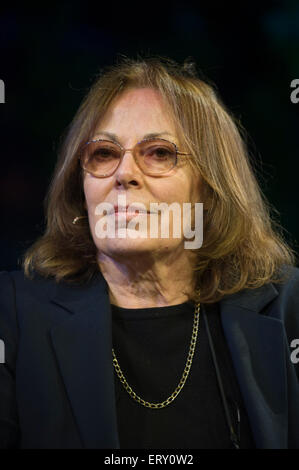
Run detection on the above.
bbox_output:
[0,1,298,271]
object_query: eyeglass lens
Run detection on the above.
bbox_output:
[81,139,177,176]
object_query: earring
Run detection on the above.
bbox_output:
[72,216,88,225]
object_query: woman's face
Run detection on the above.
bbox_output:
[83,87,203,260]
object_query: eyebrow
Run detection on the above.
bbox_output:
[92,131,176,142]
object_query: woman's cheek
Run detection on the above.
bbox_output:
[84,177,104,208]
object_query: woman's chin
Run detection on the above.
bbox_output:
[95,231,179,257]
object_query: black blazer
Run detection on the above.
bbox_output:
[0,267,299,449]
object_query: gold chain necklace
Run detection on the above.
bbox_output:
[112,302,200,409]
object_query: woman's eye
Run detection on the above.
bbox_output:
[92,148,118,159]
[151,147,172,159]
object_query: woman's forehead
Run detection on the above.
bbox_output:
[100,88,172,123]
[93,88,179,144]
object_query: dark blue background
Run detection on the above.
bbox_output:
[1,1,298,270]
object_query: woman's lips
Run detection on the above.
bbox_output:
[107,204,153,214]
[115,212,148,222]
[114,204,149,213]
[114,209,151,222]
[106,205,157,222]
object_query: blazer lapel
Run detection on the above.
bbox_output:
[219,282,288,448]
[49,272,120,449]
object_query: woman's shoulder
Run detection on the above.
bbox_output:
[0,269,107,352]
[275,263,299,285]
[270,264,299,307]
[0,270,62,339]
[219,264,299,306]
[0,269,59,302]
[0,268,106,310]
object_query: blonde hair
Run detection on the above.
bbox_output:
[22,56,296,303]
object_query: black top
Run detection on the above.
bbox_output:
[111,301,256,449]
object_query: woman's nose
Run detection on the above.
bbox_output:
[114,149,142,186]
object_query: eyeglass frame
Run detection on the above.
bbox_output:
[79,137,192,178]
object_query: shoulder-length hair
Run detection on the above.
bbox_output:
[22,56,296,303]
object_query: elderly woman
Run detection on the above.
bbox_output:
[0,57,298,449]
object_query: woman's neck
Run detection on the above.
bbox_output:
[97,250,197,308]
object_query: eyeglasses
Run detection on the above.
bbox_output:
[80,138,191,178]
